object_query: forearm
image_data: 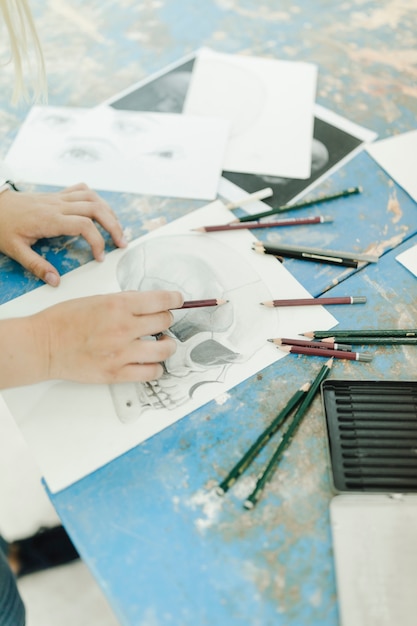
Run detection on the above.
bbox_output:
[0,316,48,389]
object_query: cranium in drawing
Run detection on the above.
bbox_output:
[109,233,276,423]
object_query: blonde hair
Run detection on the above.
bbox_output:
[0,0,47,102]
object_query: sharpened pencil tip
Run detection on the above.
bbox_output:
[277,345,291,353]
[326,357,334,368]
[302,331,314,338]
[216,486,225,496]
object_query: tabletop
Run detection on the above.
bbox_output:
[1,1,417,625]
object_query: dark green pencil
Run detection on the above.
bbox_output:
[244,357,333,509]
[323,336,417,345]
[216,382,310,496]
[237,186,362,222]
[304,329,417,339]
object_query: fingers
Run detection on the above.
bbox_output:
[116,362,165,383]
[58,183,127,249]
[112,339,176,383]
[53,214,108,262]
[9,242,61,287]
[103,335,177,384]
[133,334,177,363]
[125,290,184,316]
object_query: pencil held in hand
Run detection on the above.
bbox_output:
[175,298,229,309]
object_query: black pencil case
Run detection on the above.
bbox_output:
[321,379,417,493]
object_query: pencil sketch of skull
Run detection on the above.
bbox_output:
[109,233,278,423]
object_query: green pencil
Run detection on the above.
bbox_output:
[237,186,362,223]
[304,329,417,339]
[216,382,310,496]
[244,358,333,510]
[323,336,417,345]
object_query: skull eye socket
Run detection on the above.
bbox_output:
[190,339,239,366]
[171,304,233,342]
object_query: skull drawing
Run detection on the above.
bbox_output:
[110,233,278,423]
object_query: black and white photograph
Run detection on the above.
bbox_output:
[107,51,376,208]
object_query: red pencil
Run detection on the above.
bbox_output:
[277,344,373,362]
[268,337,352,351]
[193,215,332,233]
[176,298,228,309]
[261,296,367,307]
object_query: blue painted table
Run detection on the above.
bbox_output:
[1,1,417,624]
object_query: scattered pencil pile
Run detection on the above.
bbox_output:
[268,337,373,362]
[217,359,333,508]
[194,185,380,270]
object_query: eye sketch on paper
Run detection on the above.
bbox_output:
[110,233,280,424]
[5,104,228,199]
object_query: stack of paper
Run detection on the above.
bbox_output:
[4,49,346,202]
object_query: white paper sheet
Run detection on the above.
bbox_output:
[396,244,417,277]
[366,129,417,203]
[183,49,317,179]
[5,105,230,200]
[0,201,337,493]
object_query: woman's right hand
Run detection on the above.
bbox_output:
[0,290,184,389]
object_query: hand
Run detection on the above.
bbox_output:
[0,182,127,286]
[38,290,184,384]
[0,290,184,388]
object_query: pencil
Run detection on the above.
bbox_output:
[252,241,378,263]
[268,337,352,351]
[260,296,367,307]
[276,344,373,362]
[193,215,332,233]
[176,298,228,309]
[224,187,273,210]
[253,243,358,268]
[304,328,417,339]
[237,186,362,222]
[244,358,333,509]
[216,382,310,496]
[323,336,417,346]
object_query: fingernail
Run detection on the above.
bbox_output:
[45,272,59,287]
[97,251,105,262]
[119,236,128,247]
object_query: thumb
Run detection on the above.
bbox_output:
[13,244,61,287]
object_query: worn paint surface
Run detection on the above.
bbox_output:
[1,1,417,624]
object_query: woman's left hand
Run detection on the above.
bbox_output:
[0,182,127,286]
